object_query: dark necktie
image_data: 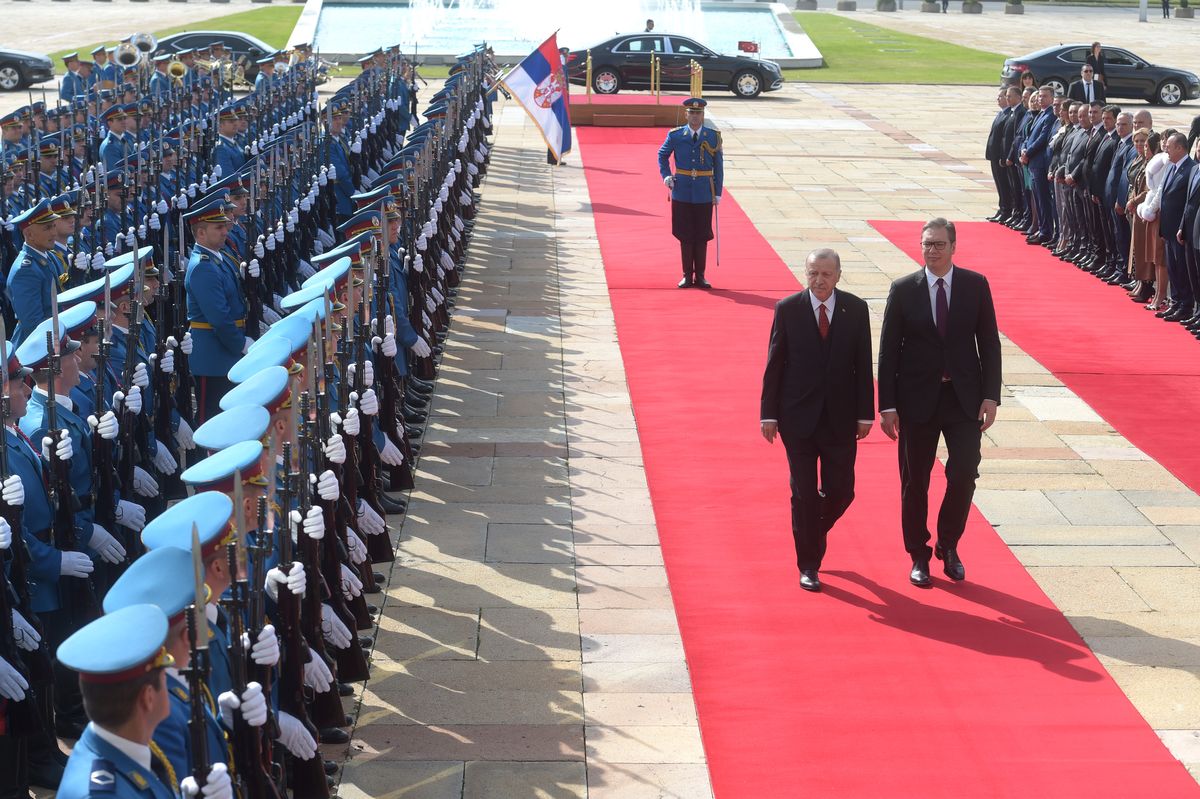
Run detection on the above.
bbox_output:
[818,303,829,340]
[692,131,697,145]
[935,278,948,338]
[1086,83,1092,103]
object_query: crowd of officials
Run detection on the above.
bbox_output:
[1,38,497,799]
[988,50,1200,336]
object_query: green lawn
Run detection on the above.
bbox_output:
[785,12,1005,84]
[47,7,303,74]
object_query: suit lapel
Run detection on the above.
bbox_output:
[945,267,969,337]
[913,271,937,334]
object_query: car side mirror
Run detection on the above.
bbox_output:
[1135,62,1144,70]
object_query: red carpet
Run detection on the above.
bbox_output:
[872,220,1200,495]
[577,128,1200,798]
[567,91,685,106]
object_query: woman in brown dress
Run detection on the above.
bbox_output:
[1126,129,1169,310]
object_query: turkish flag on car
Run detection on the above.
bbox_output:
[738,41,759,53]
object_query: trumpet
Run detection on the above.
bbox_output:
[167,59,188,82]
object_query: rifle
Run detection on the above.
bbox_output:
[92,271,120,578]
[0,328,49,738]
[45,297,100,622]
[351,284,389,556]
[274,441,330,799]
[291,394,350,729]
[172,208,195,423]
[185,524,211,790]
[223,471,282,799]
[374,213,415,493]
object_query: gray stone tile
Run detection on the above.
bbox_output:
[971,490,1069,526]
[1043,490,1152,526]
[463,761,586,799]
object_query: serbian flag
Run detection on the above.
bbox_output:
[500,33,573,162]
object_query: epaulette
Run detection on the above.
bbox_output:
[89,759,118,794]
[170,684,189,702]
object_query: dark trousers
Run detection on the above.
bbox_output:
[38,608,86,728]
[1185,245,1200,314]
[1112,205,1131,270]
[781,416,858,572]
[679,239,708,282]
[0,733,29,799]
[1165,237,1194,310]
[897,382,982,561]
[196,375,233,426]
[990,159,1007,213]
[1031,171,1054,238]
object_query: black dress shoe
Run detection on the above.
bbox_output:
[359,635,374,649]
[338,681,355,696]
[677,277,693,288]
[324,760,339,776]
[910,560,932,588]
[319,727,350,745]
[695,278,712,289]
[799,570,821,592]
[1165,307,1190,322]
[1156,304,1178,319]
[935,544,966,581]
[379,494,407,514]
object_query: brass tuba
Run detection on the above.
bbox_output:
[131,32,157,56]
[114,42,142,69]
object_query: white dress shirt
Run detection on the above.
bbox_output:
[925,265,954,324]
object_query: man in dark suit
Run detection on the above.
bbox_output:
[878,219,1002,588]
[761,249,874,592]
[1103,112,1137,285]
[1083,105,1121,276]
[1019,86,1057,244]
[1176,137,1200,334]
[999,87,1027,228]
[1159,132,1195,322]
[986,89,1013,223]
[1067,64,1106,105]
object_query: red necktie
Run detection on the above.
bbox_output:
[818,303,830,340]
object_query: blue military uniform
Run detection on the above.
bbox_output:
[657,97,724,288]
[55,604,179,799]
[212,135,244,182]
[7,199,63,346]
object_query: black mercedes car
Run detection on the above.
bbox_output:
[566,34,783,99]
[0,46,54,92]
[155,31,276,83]
[1001,44,1200,106]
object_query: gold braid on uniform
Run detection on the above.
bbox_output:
[148,741,180,794]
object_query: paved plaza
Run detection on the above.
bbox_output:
[5,3,1200,796]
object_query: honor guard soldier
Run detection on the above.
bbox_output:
[55,603,234,799]
[211,109,244,182]
[7,199,62,346]
[183,195,248,423]
[98,106,130,173]
[658,97,723,289]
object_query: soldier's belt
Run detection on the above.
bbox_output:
[189,319,245,330]
[679,169,714,178]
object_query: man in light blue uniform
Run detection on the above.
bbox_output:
[55,604,233,799]
[210,108,244,181]
[657,96,724,289]
[183,195,247,423]
[98,105,131,172]
[7,199,62,346]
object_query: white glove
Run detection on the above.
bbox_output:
[246,259,261,278]
[105,242,114,257]
[137,225,147,240]
[345,528,367,565]
[242,625,279,667]
[276,711,318,760]
[340,563,362,600]
[380,333,397,357]
[42,430,73,462]
[218,682,267,728]
[114,385,143,414]
[264,562,306,601]
[74,252,89,272]
[243,337,254,354]
[1,474,24,507]
[0,656,29,701]
[176,417,195,450]
[347,360,374,389]
[321,603,352,650]
[132,362,150,389]
[157,349,175,375]
[323,434,346,465]
[338,408,360,437]
[664,175,675,189]
[181,331,194,355]
[92,251,105,271]
[357,388,379,416]
[115,499,146,532]
[313,470,339,501]
[0,517,8,549]
[262,305,281,325]
[411,337,431,358]
[302,652,333,694]
[254,238,265,259]
[11,609,41,652]
[152,443,177,474]
[356,498,385,537]
[181,763,232,799]
[89,524,127,565]
[289,506,324,541]
[59,550,95,578]
[379,439,404,467]
[149,213,161,231]
[132,465,159,497]
[88,411,119,440]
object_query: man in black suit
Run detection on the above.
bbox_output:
[1067,64,1106,105]
[986,88,1013,223]
[878,219,1002,588]
[761,249,874,592]
[1000,87,1028,229]
[1176,137,1200,335]
[1159,132,1196,322]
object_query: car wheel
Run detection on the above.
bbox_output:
[0,63,25,92]
[1157,79,1184,106]
[732,69,762,98]
[1044,77,1067,96]
[592,67,621,95]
